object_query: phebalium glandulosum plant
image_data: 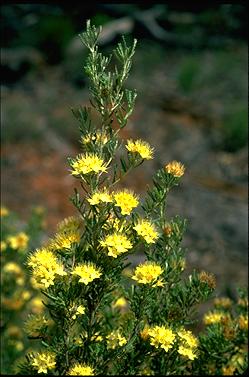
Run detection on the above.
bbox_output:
[18,21,248,376]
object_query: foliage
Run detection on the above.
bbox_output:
[2,21,247,375]
[0,206,46,375]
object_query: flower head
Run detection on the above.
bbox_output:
[126,139,154,160]
[52,230,81,250]
[132,262,164,286]
[203,311,225,325]
[71,263,102,285]
[28,248,67,289]
[106,330,127,349]
[24,314,50,337]
[238,315,248,330]
[57,216,82,233]
[1,206,9,217]
[148,325,176,352]
[82,130,108,145]
[198,271,216,289]
[165,161,185,177]
[88,189,112,206]
[178,345,197,360]
[70,153,107,175]
[133,219,159,244]
[112,297,127,309]
[177,329,198,348]
[113,190,139,215]
[100,233,133,258]
[67,363,94,375]
[214,297,232,309]
[30,351,56,374]
[7,232,29,250]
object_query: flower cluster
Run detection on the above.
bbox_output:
[132,262,164,286]
[67,363,94,376]
[177,328,198,360]
[148,325,176,352]
[70,153,108,175]
[133,219,159,244]
[100,233,133,258]
[126,139,154,160]
[30,351,56,374]
[106,330,127,349]
[113,190,139,215]
[28,248,67,289]
[71,263,102,285]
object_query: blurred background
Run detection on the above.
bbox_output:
[1,3,248,294]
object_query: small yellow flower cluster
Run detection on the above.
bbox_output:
[113,190,139,215]
[71,153,108,175]
[57,216,82,234]
[0,240,7,252]
[67,363,94,375]
[238,314,248,331]
[203,311,225,325]
[71,305,86,320]
[71,263,102,285]
[148,325,176,352]
[165,161,185,177]
[112,297,127,309]
[100,232,133,258]
[1,206,9,216]
[106,330,127,349]
[133,219,159,244]
[88,189,112,205]
[214,297,232,308]
[132,262,164,287]
[30,351,56,374]
[82,130,108,145]
[126,139,154,160]
[24,314,50,337]
[177,328,198,360]
[3,262,22,274]
[52,230,81,250]
[28,248,67,289]
[6,232,29,250]
[28,296,44,314]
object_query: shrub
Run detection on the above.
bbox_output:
[14,21,247,375]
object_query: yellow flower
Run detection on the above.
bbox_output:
[67,363,94,375]
[71,263,102,285]
[52,230,81,250]
[28,248,67,289]
[113,190,139,215]
[133,219,159,244]
[177,328,198,348]
[140,325,151,340]
[88,189,113,205]
[106,330,127,349]
[178,345,197,360]
[21,290,31,301]
[0,206,9,216]
[31,351,56,374]
[81,131,108,145]
[100,233,133,258]
[203,311,225,325]
[0,241,7,252]
[70,153,107,175]
[132,262,164,285]
[238,315,248,330]
[222,365,236,375]
[57,216,82,233]
[112,297,127,309]
[3,262,22,274]
[29,296,44,314]
[72,305,86,320]
[165,161,185,177]
[148,325,176,352]
[126,139,154,160]
[24,314,50,337]
[7,232,29,250]
[214,297,232,308]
